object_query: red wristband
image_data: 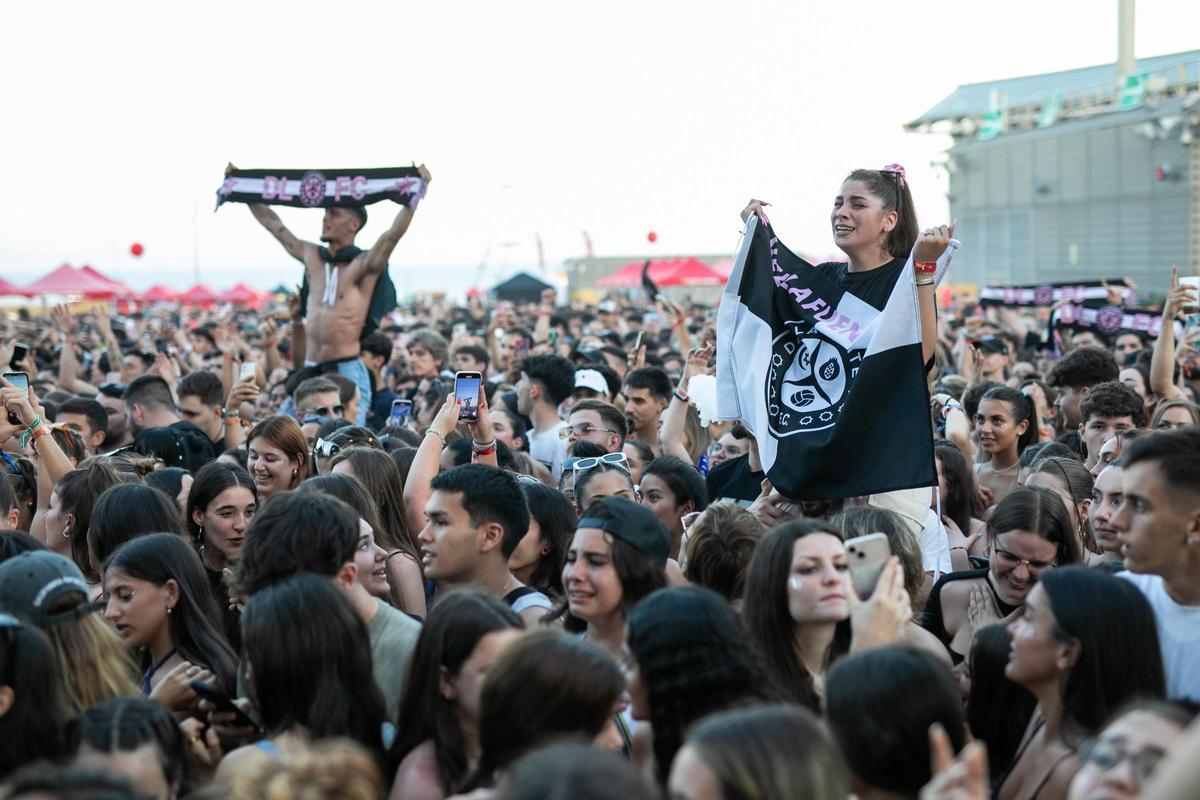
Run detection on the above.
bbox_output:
[914,261,937,274]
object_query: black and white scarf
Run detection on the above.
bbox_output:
[979,278,1134,308]
[215,166,425,211]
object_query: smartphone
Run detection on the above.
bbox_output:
[388,398,413,427]
[494,327,506,343]
[154,338,168,354]
[9,342,28,369]
[633,330,644,353]
[454,371,482,422]
[239,362,256,382]
[845,532,892,598]
[189,680,260,731]
[4,371,29,426]
[548,330,559,348]
[1181,276,1200,312]
[513,338,530,364]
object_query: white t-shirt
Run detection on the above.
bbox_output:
[1118,571,1200,701]
[919,508,953,580]
[529,421,568,480]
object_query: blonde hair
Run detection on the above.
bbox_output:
[683,404,711,465]
[44,608,139,714]
[228,738,383,800]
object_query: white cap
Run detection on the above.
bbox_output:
[574,369,609,396]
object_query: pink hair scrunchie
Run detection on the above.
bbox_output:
[881,163,906,188]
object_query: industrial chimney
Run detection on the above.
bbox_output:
[1117,0,1136,81]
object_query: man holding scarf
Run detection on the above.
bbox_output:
[228,163,431,426]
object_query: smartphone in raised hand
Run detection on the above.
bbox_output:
[845,532,892,598]
[454,371,482,422]
[3,371,29,426]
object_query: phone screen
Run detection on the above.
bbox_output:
[455,372,482,421]
[388,399,412,426]
[239,362,257,382]
[3,372,29,392]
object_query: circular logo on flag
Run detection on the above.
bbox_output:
[766,321,856,437]
[298,171,327,207]
[1033,285,1054,306]
[1094,305,1124,336]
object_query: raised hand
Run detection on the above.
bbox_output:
[914,220,958,264]
[1164,266,1198,321]
[920,723,989,800]
[740,199,771,224]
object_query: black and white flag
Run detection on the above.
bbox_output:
[716,217,957,501]
[215,166,426,211]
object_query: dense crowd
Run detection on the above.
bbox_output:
[1,169,1199,800]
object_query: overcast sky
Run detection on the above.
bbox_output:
[4,0,1198,295]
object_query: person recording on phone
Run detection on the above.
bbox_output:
[231,162,432,427]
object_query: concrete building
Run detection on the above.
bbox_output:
[908,45,1200,296]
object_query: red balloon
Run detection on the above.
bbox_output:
[647,231,658,243]
[130,243,144,257]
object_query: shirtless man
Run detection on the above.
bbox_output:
[232,163,431,425]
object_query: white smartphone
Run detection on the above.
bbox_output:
[1180,276,1199,312]
[845,532,892,598]
[239,362,256,382]
[454,371,483,422]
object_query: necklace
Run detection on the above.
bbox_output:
[990,459,1019,474]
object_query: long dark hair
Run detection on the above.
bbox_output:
[55,460,122,580]
[966,624,1036,778]
[742,520,851,711]
[934,440,984,535]
[388,589,523,791]
[825,646,965,796]
[185,461,257,544]
[844,168,919,259]
[329,446,417,559]
[980,385,1039,455]
[0,620,67,781]
[626,586,774,785]
[104,533,237,694]
[469,630,624,790]
[1040,567,1165,745]
[241,573,387,764]
[518,481,575,598]
[88,484,185,567]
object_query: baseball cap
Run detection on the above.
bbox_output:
[576,496,670,567]
[975,336,1010,356]
[571,347,605,364]
[0,551,97,628]
[574,369,609,396]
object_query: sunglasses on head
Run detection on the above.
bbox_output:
[569,452,630,475]
[314,437,340,459]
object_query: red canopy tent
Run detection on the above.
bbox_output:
[23,264,121,297]
[0,277,30,297]
[218,283,266,307]
[597,257,725,288]
[140,285,179,303]
[79,265,137,300]
[177,284,220,306]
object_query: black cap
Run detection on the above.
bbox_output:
[0,551,96,628]
[577,496,670,567]
[976,336,1009,356]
